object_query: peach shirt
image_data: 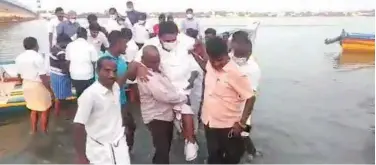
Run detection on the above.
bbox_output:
[201,60,254,128]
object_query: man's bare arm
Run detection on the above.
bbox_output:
[240,96,256,126]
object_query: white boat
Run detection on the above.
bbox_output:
[218,21,261,45]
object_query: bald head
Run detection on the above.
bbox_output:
[141,45,160,72]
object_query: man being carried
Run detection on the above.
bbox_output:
[135,21,199,161]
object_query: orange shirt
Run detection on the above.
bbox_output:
[201,60,254,128]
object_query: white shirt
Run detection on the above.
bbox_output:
[65,38,98,80]
[135,36,199,95]
[123,39,139,62]
[47,17,65,46]
[87,31,110,54]
[133,23,150,44]
[105,18,132,33]
[15,50,47,82]
[122,39,139,84]
[73,81,124,143]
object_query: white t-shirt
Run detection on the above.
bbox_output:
[133,23,150,44]
[15,50,47,82]
[74,81,124,143]
[87,31,109,54]
[65,38,98,80]
[47,17,65,46]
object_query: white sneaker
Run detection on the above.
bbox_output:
[184,140,198,161]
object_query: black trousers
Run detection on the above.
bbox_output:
[147,120,173,164]
[71,78,94,98]
[204,125,245,164]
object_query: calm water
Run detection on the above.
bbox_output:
[0,17,374,163]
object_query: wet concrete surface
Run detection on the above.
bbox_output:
[0,97,374,164]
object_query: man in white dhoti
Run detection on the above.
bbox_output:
[73,56,130,164]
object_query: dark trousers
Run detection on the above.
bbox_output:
[71,78,94,98]
[204,125,245,164]
[136,43,144,50]
[244,136,257,155]
[147,120,173,164]
[121,104,136,151]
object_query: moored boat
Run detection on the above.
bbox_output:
[325,29,375,54]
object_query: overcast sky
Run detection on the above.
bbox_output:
[18,0,376,13]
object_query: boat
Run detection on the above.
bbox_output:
[325,29,375,54]
[0,62,77,109]
[218,21,261,44]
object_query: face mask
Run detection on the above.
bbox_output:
[110,15,117,19]
[69,19,76,23]
[118,21,125,25]
[186,14,193,19]
[138,20,145,24]
[127,8,133,12]
[162,41,177,51]
[232,56,248,65]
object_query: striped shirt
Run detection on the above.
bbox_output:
[137,71,187,124]
[49,46,69,75]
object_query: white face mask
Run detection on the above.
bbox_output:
[127,8,134,11]
[138,20,146,24]
[110,15,117,19]
[232,56,248,65]
[186,14,193,19]
[162,41,178,51]
[69,19,76,23]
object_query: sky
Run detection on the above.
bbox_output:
[18,0,376,13]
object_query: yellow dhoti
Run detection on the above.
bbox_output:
[22,80,52,111]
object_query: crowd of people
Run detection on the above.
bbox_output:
[12,1,261,164]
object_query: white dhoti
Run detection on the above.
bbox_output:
[173,103,194,133]
[86,134,130,164]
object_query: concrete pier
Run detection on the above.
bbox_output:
[0,0,37,22]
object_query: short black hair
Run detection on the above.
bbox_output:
[109,7,117,13]
[120,28,133,40]
[205,28,216,35]
[158,13,166,20]
[76,27,88,39]
[167,14,173,20]
[89,23,102,31]
[87,14,97,22]
[186,28,198,39]
[205,37,228,59]
[23,37,38,50]
[55,7,63,13]
[158,21,178,37]
[186,8,193,13]
[108,30,124,47]
[96,56,115,72]
[139,13,147,20]
[56,33,72,43]
[232,30,252,44]
[126,1,133,5]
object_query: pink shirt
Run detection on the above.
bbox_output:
[201,60,254,128]
[137,71,188,124]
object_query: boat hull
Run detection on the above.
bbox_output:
[342,34,375,53]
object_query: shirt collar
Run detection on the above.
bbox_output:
[222,59,237,73]
[96,81,114,95]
